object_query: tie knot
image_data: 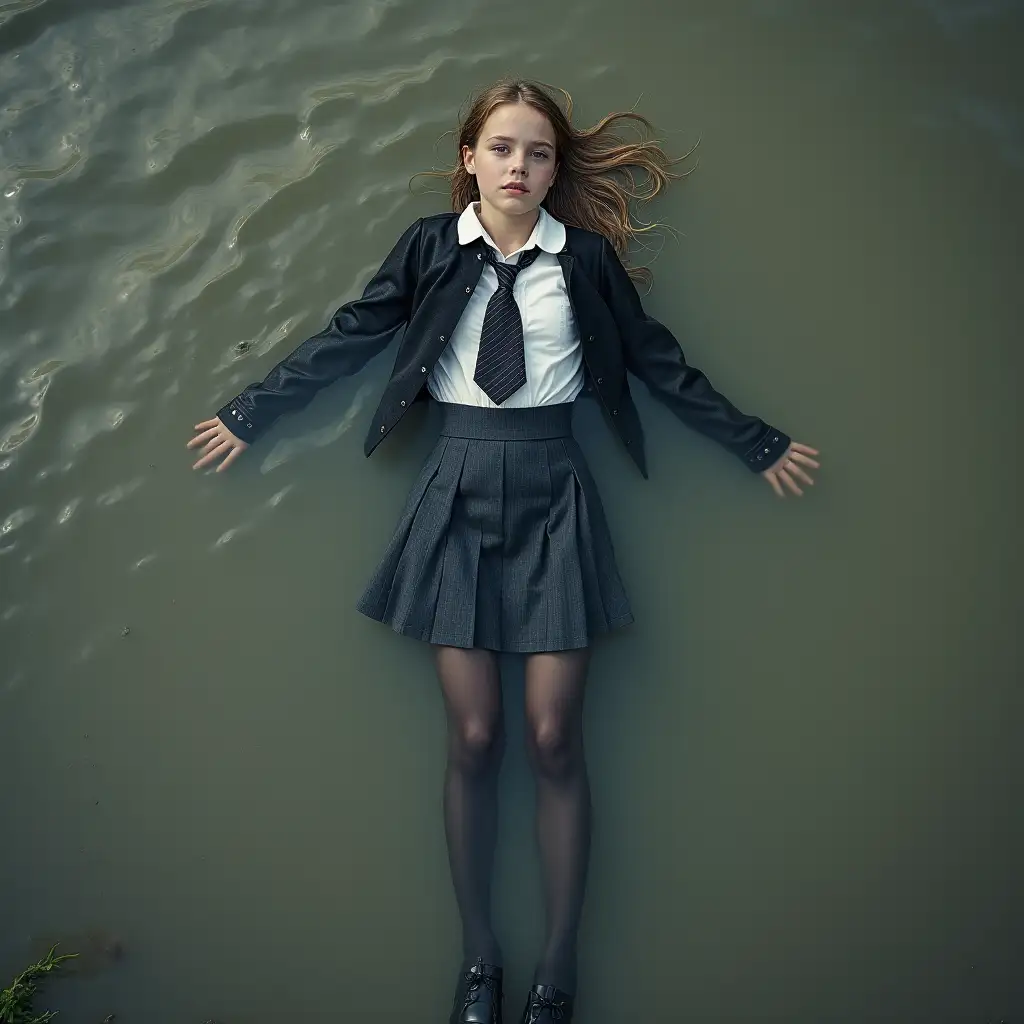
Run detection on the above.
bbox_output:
[488,245,540,289]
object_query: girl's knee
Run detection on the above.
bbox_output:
[527,716,581,780]
[449,716,504,774]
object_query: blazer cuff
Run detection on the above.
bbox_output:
[743,426,790,472]
[217,400,259,444]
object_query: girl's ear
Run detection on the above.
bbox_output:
[462,144,476,175]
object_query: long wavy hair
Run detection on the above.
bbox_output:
[416,79,694,284]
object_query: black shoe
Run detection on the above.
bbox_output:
[450,957,504,1024]
[519,983,574,1023]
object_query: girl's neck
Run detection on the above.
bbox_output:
[474,200,540,257]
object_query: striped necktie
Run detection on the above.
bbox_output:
[473,244,542,406]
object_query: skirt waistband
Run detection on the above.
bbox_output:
[437,401,574,441]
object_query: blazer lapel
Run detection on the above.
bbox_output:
[558,249,598,367]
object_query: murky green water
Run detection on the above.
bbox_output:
[2,1,1022,1020]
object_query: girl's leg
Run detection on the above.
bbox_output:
[523,647,592,995]
[434,644,506,968]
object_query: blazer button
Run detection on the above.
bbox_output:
[420,366,427,373]
[466,287,472,293]
[612,409,618,416]
[477,253,483,260]
[597,377,603,385]
[588,335,594,342]
[400,400,406,407]
[380,425,386,433]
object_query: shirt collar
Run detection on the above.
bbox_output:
[457,202,566,255]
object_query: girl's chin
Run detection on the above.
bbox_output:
[487,190,539,209]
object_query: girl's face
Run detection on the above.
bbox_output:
[463,102,557,216]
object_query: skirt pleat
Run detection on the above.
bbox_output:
[356,402,633,652]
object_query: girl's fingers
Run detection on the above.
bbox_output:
[216,446,244,472]
[187,426,220,449]
[202,433,228,454]
[779,468,804,497]
[766,443,819,498]
[192,439,230,470]
[789,462,815,486]
[194,418,220,430]
[789,451,820,470]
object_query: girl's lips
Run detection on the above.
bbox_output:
[502,184,529,194]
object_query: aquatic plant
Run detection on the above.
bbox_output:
[0,946,77,1024]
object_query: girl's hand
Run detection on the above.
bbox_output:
[761,441,820,498]
[187,417,249,472]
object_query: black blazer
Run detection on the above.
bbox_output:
[217,212,790,478]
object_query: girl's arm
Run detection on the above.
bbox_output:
[598,237,791,474]
[215,217,424,446]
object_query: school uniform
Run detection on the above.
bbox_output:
[218,204,790,652]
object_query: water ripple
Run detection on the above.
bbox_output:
[1,505,35,535]
[4,144,83,189]
[1,413,39,454]
[63,405,131,455]
[56,498,81,525]
[302,53,447,121]
[0,0,48,30]
[95,477,145,507]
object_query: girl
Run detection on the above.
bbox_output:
[187,79,820,1024]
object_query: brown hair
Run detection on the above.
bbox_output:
[416,79,693,284]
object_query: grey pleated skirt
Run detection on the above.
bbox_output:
[356,401,634,652]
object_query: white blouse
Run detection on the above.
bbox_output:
[426,204,585,408]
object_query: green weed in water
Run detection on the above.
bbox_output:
[0,946,77,1024]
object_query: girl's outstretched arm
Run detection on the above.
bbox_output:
[598,236,795,474]
[187,218,423,469]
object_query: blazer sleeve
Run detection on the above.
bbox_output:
[598,236,790,473]
[216,218,423,444]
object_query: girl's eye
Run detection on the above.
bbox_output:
[489,145,550,159]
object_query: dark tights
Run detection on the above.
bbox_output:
[434,644,591,996]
